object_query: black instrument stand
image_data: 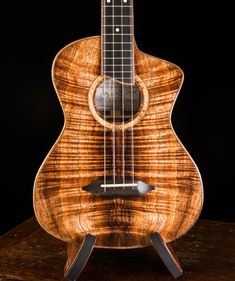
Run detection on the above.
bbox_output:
[64,233,183,281]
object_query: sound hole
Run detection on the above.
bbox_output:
[94,79,141,124]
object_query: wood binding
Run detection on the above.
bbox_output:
[33,36,203,248]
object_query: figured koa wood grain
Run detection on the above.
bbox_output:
[33,36,203,248]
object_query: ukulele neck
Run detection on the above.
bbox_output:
[102,0,135,84]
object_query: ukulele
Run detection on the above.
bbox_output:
[33,0,203,278]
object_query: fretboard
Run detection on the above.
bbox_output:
[102,0,134,84]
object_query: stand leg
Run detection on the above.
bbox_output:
[64,234,96,281]
[150,233,183,278]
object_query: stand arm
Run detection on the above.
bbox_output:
[64,234,96,281]
[150,233,183,279]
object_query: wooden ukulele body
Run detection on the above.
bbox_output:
[33,36,203,248]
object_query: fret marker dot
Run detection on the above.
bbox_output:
[123,0,128,3]
[107,0,111,3]
[115,28,120,32]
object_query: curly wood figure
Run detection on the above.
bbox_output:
[33,0,204,279]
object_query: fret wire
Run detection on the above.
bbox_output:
[103,64,133,66]
[104,42,132,44]
[104,15,132,17]
[104,70,133,74]
[103,48,133,50]
[104,50,132,52]
[102,75,134,78]
[103,50,133,54]
[102,6,133,7]
[102,25,132,27]
[104,57,133,59]
[103,32,134,37]
[102,74,132,80]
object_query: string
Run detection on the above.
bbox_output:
[112,0,116,185]
[103,0,107,192]
[121,0,125,186]
[130,0,135,187]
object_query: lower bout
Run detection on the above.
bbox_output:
[44,204,201,247]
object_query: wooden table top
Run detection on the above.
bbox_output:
[0,217,234,281]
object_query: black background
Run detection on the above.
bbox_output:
[0,1,234,235]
